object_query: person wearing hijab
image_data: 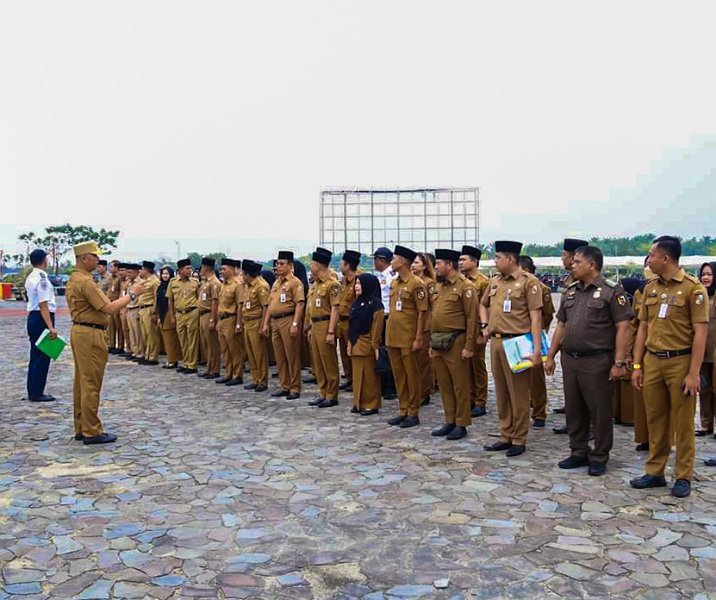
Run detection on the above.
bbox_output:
[411,252,437,406]
[155,266,182,368]
[697,262,716,436]
[348,273,385,415]
[293,259,314,374]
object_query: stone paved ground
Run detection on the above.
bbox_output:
[1,309,716,599]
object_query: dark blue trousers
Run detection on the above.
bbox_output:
[27,310,54,398]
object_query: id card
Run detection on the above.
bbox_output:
[246,301,251,310]
[201,292,207,301]
[658,303,668,319]
[280,293,286,303]
[315,297,322,308]
[396,300,403,312]
[503,300,512,313]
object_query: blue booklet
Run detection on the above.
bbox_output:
[502,331,549,373]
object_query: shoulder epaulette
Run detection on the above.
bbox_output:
[567,281,579,289]
[684,273,700,285]
[603,279,617,288]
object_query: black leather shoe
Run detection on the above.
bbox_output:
[126,355,137,361]
[225,378,242,386]
[704,458,716,467]
[588,462,607,476]
[695,429,713,437]
[303,375,317,384]
[198,362,207,367]
[558,455,589,469]
[484,441,512,451]
[255,384,268,392]
[177,367,189,373]
[29,395,56,402]
[553,406,566,414]
[308,397,325,406]
[552,426,568,434]
[286,392,300,400]
[204,373,220,379]
[447,426,467,441]
[387,415,406,426]
[506,445,526,457]
[143,360,159,366]
[339,381,352,391]
[244,383,257,390]
[635,442,650,452]
[383,393,398,401]
[399,416,420,428]
[421,395,431,406]
[629,474,667,489]
[671,479,691,498]
[74,433,84,441]
[350,406,360,414]
[532,419,546,428]
[162,363,178,369]
[360,409,379,416]
[431,423,455,437]
[83,433,117,445]
[131,356,142,362]
[318,399,338,408]
[182,368,198,374]
[271,389,289,397]
[471,406,487,417]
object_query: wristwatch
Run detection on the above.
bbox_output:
[480,322,489,330]
[632,363,642,370]
[129,291,137,302]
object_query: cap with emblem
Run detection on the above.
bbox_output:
[29,248,48,266]
[142,261,156,271]
[177,258,191,269]
[393,245,417,263]
[73,241,104,257]
[372,246,393,260]
[435,249,461,264]
[341,250,361,269]
[563,238,589,253]
[201,257,215,268]
[278,251,294,262]
[312,247,332,266]
[494,240,523,255]
[461,245,482,260]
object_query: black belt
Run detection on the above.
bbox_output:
[271,310,294,320]
[73,321,107,331]
[199,308,211,315]
[564,349,612,359]
[339,315,349,321]
[648,348,692,359]
[219,312,236,321]
[138,304,154,309]
[311,315,331,323]
[127,306,140,310]
[244,314,262,322]
[176,306,197,314]
[491,332,527,339]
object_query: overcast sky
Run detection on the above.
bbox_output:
[1,1,715,260]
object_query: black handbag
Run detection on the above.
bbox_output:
[374,345,391,375]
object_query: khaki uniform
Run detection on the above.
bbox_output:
[310,272,342,401]
[168,277,200,369]
[138,274,160,361]
[698,293,716,430]
[557,276,633,464]
[350,309,385,410]
[432,272,477,427]
[106,274,122,350]
[126,275,144,358]
[639,269,709,481]
[269,274,305,393]
[482,269,543,446]
[386,273,428,417]
[119,277,130,353]
[614,289,640,429]
[418,275,437,399]
[218,277,245,380]
[337,270,362,384]
[199,276,222,375]
[466,271,490,409]
[243,276,271,386]
[530,280,556,420]
[65,271,110,437]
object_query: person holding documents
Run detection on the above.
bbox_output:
[25,248,57,402]
[479,241,543,457]
[65,241,144,445]
[544,246,632,476]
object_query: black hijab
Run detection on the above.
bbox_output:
[261,269,276,288]
[293,259,309,294]
[620,277,643,302]
[156,266,175,323]
[348,273,383,345]
[699,262,716,296]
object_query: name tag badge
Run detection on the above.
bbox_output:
[201,292,207,301]
[315,297,322,308]
[246,301,251,310]
[396,300,403,312]
[503,300,512,313]
[658,303,668,319]
[280,293,286,303]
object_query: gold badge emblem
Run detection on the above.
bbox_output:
[617,295,626,306]
[695,293,704,306]
[331,286,340,296]
[417,289,426,300]
[465,289,472,298]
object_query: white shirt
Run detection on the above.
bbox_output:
[25,268,56,312]
[375,265,397,314]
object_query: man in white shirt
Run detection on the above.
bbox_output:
[373,247,398,400]
[24,249,58,402]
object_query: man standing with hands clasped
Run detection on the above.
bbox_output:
[629,236,709,498]
[544,246,633,476]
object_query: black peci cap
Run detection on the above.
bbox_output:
[435,249,461,264]
[97,259,108,266]
[126,263,141,271]
[142,261,156,271]
[220,258,237,268]
[278,251,294,262]
[177,258,191,269]
[201,257,215,268]
[312,248,331,266]
[563,238,589,253]
[242,260,263,277]
[461,245,482,260]
[494,241,523,255]
[393,245,417,263]
[342,250,361,269]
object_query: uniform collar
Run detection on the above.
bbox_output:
[32,267,46,275]
[577,274,605,291]
[660,268,685,284]
[317,270,331,283]
[382,265,395,277]
[397,270,411,283]
[499,268,521,281]
[446,271,460,284]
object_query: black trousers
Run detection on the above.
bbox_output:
[27,310,54,398]
[561,351,614,464]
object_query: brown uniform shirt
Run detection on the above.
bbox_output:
[421,275,437,332]
[311,272,341,319]
[107,274,121,301]
[560,272,577,294]
[638,268,709,352]
[556,275,633,352]
[386,272,428,348]
[339,270,363,317]
[199,276,221,311]
[137,274,159,308]
[350,310,385,356]
[269,274,305,316]
[168,277,200,312]
[625,288,643,357]
[66,270,110,326]
[304,281,316,325]
[432,272,478,349]
[481,268,543,334]
[219,277,243,316]
[98,272,112,295]
[540,281,556,330]
[243,277,270,319]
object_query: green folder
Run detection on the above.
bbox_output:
[35,328,68,360]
